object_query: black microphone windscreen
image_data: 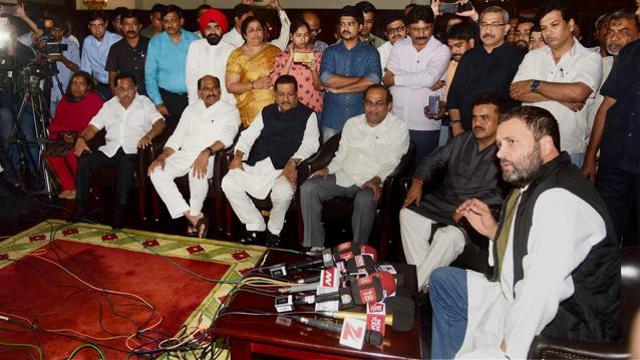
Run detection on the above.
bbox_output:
[394,286,413,299]
[384,296,416,332]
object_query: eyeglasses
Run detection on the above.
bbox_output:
[386,26,406,35]
[479,22,506,28]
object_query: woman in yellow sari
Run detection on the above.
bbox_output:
[226,16,280,127]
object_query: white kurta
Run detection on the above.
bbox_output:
[386,37,451,131]
[512,40,602,154]
[377,40,392,69]
[150,100,240,218]
[185,39,236,105]
[222,109,320,234]
[458,188,606,359]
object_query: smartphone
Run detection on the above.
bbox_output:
[293,52,315,64]
[438,2,459,14]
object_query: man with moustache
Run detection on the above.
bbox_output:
[355,1,384,48]
[584,10,639,175]
[145,5,198,133]
[320,6,382,141]
[447,6,524,136]
[583,8,640,244]
[377,14,407,69]
[528,25,545,51]
[149,75,240,238]
[383,5,450,166]
[81,11,122,100]
[441,22,475,103]
[186,9,236,106]
[301,85,409,249]
[72,73,166,228]
[510,1,601,167]
[591,14,611,57]
[430,106,619,359]
[106,9,149,96]
[222,75,319,247]
[400,93,505,292]
[302,11,329,53]
[513,18,535,51]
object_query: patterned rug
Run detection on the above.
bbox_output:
[0,219,266,359]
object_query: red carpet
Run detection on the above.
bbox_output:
[0,239,230,359]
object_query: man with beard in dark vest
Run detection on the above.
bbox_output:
[222,75,319,247]
[429,106,620,359]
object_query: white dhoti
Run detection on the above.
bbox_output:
[221,159,295,235]
[150,151,214,219]
[400,207,466,289]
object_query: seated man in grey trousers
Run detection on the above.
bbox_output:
[300,84,409,249]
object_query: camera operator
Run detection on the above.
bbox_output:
[39,15,80,114]
[0,15,37,188]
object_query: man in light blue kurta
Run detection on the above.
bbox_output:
[144,5,198,134]
[80,11,122,100]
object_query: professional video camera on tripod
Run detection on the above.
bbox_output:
[0,13,71,195]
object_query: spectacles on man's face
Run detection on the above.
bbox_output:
[479,22,506,28]
[386,26,406,35]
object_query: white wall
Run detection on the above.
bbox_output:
[75,0,430,11]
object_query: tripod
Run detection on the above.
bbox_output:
[7,63,64,197]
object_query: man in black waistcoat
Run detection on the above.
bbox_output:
[222,75,320,247]
[429,106,620,359]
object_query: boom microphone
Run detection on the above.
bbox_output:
[290,315,383,346]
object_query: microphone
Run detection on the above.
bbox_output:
[316,295,416,332]
[290,315,383,346]
[294,274,387,307]
[269,243,377,277]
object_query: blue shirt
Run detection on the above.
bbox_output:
[320,41,381,130]
[145,30,198,105]
[80,31,122,84]
[52,37,81,103]
[599,39,640,174]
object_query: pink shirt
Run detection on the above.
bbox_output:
[272,50,323,113]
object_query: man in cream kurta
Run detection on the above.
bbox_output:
[301,85,410,249]
[429,106,618,359]
[186,9,236,106]
[148,76,240,236]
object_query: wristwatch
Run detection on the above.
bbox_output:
[530,80,541,93]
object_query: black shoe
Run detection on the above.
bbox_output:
[112,205,126,229]
[68,207,87,223]
[240,231,264,245]
[265,232,282,248]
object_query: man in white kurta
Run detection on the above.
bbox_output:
[186,9,236,106]
[429,106,619,359]
[383,6,450,167]
[222,75,319,247]
[148,76,240,237]
[377,15,407,69]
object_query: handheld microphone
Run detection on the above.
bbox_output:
[316,295,416,332]
[290,316,383,346]
[294,275,386,307]
[269,243,378,277]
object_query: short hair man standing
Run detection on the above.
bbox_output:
[320,6,382,141]
[510,1,602,166]
[186,9,236,106]
[141,3,165,38]
[149,75,240,238]
[447,6,524,136]
[302,11,329,53]
[80,11,122,100]
[72,73,165,228]
[355,1,384,48]
[513,17,535,51]
[383,5,450,167]
[145,5,198,133]
[300,85,409,249]
[45,15,81,114]
[377,14,407,69]
[222,0,291,50]
[401,93,504,292]
[106,9,149,97]
[222,75,320,247]
[430,106,619,359]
